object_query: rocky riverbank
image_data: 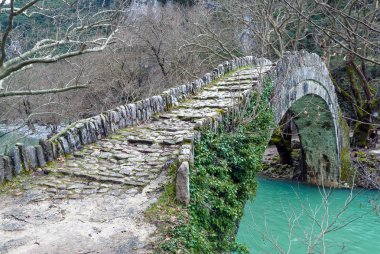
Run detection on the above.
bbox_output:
[351,149,380,189]
[260,144,303,181]
[260,144,380,190]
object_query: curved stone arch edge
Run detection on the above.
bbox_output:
[177,51,350,203]
[0,56,271,187]
[272,79,341,161]
[268,51,348,187]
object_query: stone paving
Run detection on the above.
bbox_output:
[0,66,271,254]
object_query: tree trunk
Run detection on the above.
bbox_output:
[271,115,293,165]
[353,121,371,148]
[352,103,373,148]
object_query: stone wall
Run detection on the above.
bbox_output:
[0,56,268,186]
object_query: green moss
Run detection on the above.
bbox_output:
[340,148,353,182]
[145,180,177,224]
[0,172,32,194]
[144,160,186,244]
[110,134,125,140]
[215,108,227,115]
[183,139,193,145]
[356,151,367,161]
[338,110,353,183]
[145,160,178,216]
[354,121,370,147]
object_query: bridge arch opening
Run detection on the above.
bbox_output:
[266,51,345,187]
[269,94,340,186]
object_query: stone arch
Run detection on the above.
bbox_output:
[268,51,342,187]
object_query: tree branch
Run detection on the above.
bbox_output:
[283,0,380,66]
[0,85,87,98]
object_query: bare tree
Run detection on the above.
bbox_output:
[208,0,380,147]
[281,0,380,147]
[0,2,210,128]
[0,0,129,98]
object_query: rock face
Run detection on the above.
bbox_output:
[261,145,303,180]
[353,150,380,189]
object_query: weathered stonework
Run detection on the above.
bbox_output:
[176,161,190,205]
[0,156,4,185]
[1,56,264,186]
[9,146,22,176]
[35,145,46,167]
[269,50,346,187]
[3,156,12,181]
[0,53,346,190]
[0,52,347,253]
[17,143,30,172]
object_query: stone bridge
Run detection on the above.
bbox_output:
[269,52,343,187]
[0,51,345,253]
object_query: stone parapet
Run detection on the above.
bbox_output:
[0,56,262,186]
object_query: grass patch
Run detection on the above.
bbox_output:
[145,161,180,224]
[0,172,32,194]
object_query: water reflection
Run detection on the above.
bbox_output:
[236,177,380,254]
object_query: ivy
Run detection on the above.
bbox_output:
[156,77,274,253]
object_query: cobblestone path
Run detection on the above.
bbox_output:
[0,65,271,254]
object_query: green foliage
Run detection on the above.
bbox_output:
[156,77,274,253]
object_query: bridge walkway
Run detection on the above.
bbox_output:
[0,66,270,254]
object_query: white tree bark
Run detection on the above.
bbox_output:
[0,0,129,97]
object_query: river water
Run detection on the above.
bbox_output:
[0,130,39,155]
[0,124,45,155]
[236,177,380,253]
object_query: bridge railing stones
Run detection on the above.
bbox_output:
[0,56,268,187]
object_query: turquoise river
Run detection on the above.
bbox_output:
[236,177,380,253]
